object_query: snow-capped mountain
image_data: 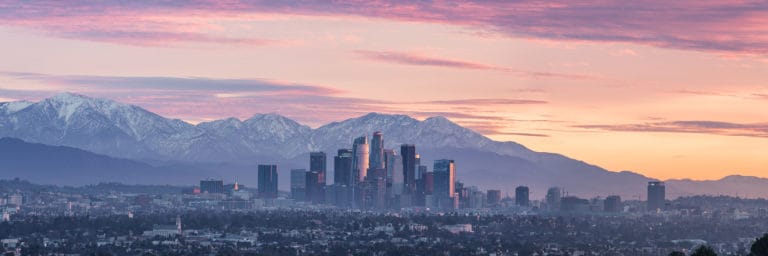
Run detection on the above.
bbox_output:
[0,93,198,159]
[0,93,536,162]
[2,93,766,198]
[191,114,312,160]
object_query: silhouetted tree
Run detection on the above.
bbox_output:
[691,245,717,256]
[751,233,768,256]
[669,251,685,256]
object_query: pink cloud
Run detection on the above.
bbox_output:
[355,50,594,79]
[2,1,768,53]
[354,50,497,70]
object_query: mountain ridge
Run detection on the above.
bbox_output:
[1,93,766,198]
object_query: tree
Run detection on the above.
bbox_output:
[751,233,768,256]
[691,245,717,256]
[668,251,685,256]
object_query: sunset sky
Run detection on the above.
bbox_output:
[1,1,767,180]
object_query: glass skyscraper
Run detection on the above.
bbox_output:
[309,151,327,185]
[515,186,530,206]
[369,132,385,170]
[401,144,416,195]
[334,149,353,186]
[258,165,278,199]
[352,136,369,183]
[433,159,455,210]
[647,181,666,212]
[290,169,306,201]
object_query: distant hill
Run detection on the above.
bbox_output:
[666,175,768,199]
[0,137,214,185]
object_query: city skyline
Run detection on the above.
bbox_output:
[1,1,767,181]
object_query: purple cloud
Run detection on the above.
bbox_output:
[2,1,768,53]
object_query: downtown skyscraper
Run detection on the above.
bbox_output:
[258,165,278,199]
[307,152,327,204]
[369,132,385,170]
[309,152,327,185]
[334,149,353,186]
[647,181,666,212]
[515,186,530,207]
[332,149,354,206]
[352,136,370,183]
[351,136,369,207]
[433,159,456,210]
[290,169,306,201]
[401,144,417,196]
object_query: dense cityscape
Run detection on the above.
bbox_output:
[2,131,768,256]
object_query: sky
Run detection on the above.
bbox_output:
[0,1,767,180]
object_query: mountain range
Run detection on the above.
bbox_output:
[1,93,766,199]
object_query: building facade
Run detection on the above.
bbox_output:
[258,165,278,199]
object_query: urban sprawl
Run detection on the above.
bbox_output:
[2,132,768,256]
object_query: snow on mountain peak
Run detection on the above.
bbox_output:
[43,92,131,122]
[0,94,530,161]
[0,100,33,114]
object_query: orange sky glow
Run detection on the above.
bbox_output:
[0,1,766,180]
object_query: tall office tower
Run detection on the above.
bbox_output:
[333,149,353,206]
[352,136,370,182]
[414,154,421,178]
[351,136,369,207]
[200,179,224,194]
[383,149,396,195]
[515,186,530,206]
[647,181,666,212]
[310,152,327,185]
[389,153,404,196]
[415,165,428,206]
[424,172,434,195]
[604,195,622,213]
[334,149,353,185]
[487,190,502,208]
[383,149,396,178]
[433,159,456,210]
[369,132,385,170]
[363,168,387,209]
[258,165,279,199]
[305,171,325,204]
[290,169,307,201]
[545,187,562,211]
[401,144,417,195]
[455,181,469,209]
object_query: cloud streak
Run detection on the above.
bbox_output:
[0,71,340,95]
[418,98,547,105]
[575,120,768,138]
[355,50,593,79]
[2,1,768,54]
